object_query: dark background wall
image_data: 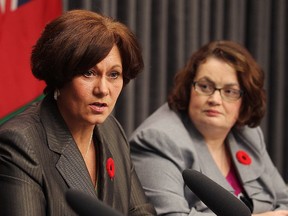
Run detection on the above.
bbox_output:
[63,0,288,182]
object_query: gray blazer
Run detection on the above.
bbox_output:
[0,95,156,216]
[130,103,288,215]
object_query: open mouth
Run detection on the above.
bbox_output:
[93,102,107,107]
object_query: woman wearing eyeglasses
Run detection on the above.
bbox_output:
[129,40,288,216]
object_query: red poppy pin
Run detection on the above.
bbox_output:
[106,157,115,179]
[236,150,252,165]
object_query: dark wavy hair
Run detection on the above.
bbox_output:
[168,40,266,128]
[31,9,143,94]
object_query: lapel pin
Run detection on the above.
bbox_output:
[236,150,252,165]
[106,157,115,180]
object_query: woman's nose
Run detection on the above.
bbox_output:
[207,89,222,104]
[94,77,109,96]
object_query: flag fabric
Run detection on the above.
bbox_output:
[0,0,62,122]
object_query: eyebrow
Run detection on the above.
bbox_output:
[91,64,123,72]
[111,65,123,70]
[197,76,240,87]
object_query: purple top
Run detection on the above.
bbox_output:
[226,166,243,195]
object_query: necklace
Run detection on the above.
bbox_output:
[84,132,93,159]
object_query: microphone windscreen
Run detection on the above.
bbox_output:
[182,169,251,216]
[65,189,123,216]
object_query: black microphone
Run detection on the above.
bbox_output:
[182,169,251,216]
[65,189,123,216]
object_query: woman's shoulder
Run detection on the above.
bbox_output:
[232,126,266,150]
[0,102,41,135]
[133,103,184,131]
[0,103,44,165]
[129,103,194,152]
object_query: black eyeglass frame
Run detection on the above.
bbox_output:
[192,81,244,102]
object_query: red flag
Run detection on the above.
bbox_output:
[0,0,62,122]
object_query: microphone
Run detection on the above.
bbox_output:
[65,189,123,216]
[182,169,251,216]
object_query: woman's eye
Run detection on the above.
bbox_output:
[199,84,208,89]
[199,83,213,90]
[82,70,95,78]
[224,88,239,95]
[109,71,121,79]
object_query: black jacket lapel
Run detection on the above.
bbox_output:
[95,124,115,205]
[40,95,96,196]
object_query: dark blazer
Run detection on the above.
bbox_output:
[130,103,288,215]
[0,95,156,216]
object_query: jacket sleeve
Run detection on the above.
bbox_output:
[130,127,216,216]
[255,128,288,211]
[128,162,157,215]
[0,126,46,216]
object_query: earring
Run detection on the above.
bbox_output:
[54,89,60,100]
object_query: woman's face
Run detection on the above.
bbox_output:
[188,57,242,135]
[57,45,123,126]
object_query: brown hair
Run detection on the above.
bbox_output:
[168,40,266,127]
[31,10,143,94]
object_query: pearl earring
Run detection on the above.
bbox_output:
[54,89,60,100]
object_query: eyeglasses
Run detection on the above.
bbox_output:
[192,81,243,102]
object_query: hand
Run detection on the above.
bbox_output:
[253,210,288,216]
